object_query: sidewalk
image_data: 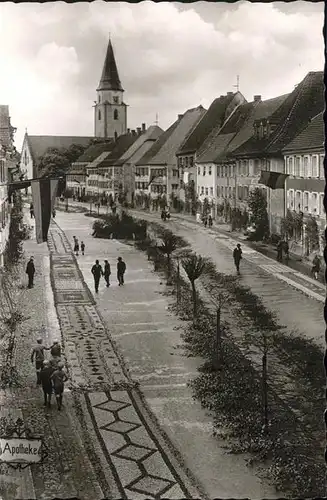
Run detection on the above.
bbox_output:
[53,209,279,500]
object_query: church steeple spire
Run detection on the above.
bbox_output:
[97,37,124,92]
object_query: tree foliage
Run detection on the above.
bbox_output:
[38,143,90,178]
[181,253,207,317]
[247,188,270,241]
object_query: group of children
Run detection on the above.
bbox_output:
[31,338,68,411]
[73,236,85,256]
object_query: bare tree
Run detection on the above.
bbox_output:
[181,253,207,318]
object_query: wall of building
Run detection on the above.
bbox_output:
[0,155,10,267]
[19,139,34,180]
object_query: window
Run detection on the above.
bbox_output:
[295,191,302,212]
[114,109,118,120]
[189,156,194,167]
[208,166,212,175]
[312,193,318,214]
[304,156,311,177]
[312,155,318,177]
[98,95,101,103]
[198,166,201,175]
[319,155,324,178]
[210,187,213,196]
[288,157,294,176]
[203,166,206,176]
[217,185,220,197]
[113,96,119,104]
[177,157,182,168]
[288,189,294,209]
[299,157,304,177]
[98,110,101,120]
[228,187,232,198]
[295,157,300,177]
[201,186,204,195]
[205,188,208,196]
[172,184,178,191]
[319,194,324,215]
[243,186,248,199]
[303,191,309,212]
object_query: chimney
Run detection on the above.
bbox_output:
[142,123,146,132]
[254,95,261,102]
[227,92,233,96]
[137,127,141,135]
[178,114,183,120]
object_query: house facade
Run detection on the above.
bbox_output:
[0,105,17,267]
[282,111,325,255]
[135,107,206,207]
[230,71,324,235]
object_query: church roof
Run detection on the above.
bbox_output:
[24,134,94,164]
[97,39,124,92]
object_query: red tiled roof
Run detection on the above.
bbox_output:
[176,95,235,155]
[282,112,324,153]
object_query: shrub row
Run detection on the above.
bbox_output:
[91,212,147,240]
[134,223,325,498]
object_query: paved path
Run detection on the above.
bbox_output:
[128,209,325,348]
[48,219,204,500]
[53,210,279,499]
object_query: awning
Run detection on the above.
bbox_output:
[258,171,289,190]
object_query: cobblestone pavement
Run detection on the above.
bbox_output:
[47,220,204,499]
[128,209,325,347]
[53,210,279,499]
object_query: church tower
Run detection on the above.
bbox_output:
[94,38,127,139]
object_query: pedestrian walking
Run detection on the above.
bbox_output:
[233,243,242,274]
[208,214,213,227]
[276,240,283,262]
[80,241,85,256]
[203,216,208,228]
[312,254,321,280]
[103,260,111,287]
[26,257,35,289]
[50,362,68,411]
[31,338,50,385]
[91,259,103,293]
[39,360,53,408]
[117,257,126,286]
[52,208,56,219]
[73,237,79,256]
[30,203,34,218]
[283,240,289,264]
[49,339,62,370]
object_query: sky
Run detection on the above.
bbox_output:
[0,1,324,151]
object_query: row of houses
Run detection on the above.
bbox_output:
[19,69,325,256]
[0,105,18,267]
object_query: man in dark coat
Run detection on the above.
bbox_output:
[39,360,53,407]
[103,260,111,287]
[91,259,103,293]
[31,338,50,385]
[51,362,68,411]
[276,240,283,262]
[117,257,126,286]
[26,257,35,288]
[233,244,242,274]
[30,203,34,218]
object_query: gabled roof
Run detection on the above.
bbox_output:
[135,120,181,166]
[138,106,206,166]
[24,134,94,164]
[196,103,254,163]
[75,141,115,163]
[176,94,237,156]
[91,133,140,168]
[232,71,324,158]
[97,38,123,92]
[116,126,163,165]
[282,111,324,153]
